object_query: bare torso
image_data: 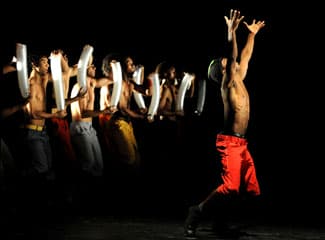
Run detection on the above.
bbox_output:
[159,84,178,121]
[28,75,48,126]
[74,78,96,123]
[117,79,144,120]
[221,74,250,135]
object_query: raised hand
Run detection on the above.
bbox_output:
[243,19,266,35]
[224,9,245,41]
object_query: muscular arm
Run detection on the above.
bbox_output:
[65,88,86,106]
[81,108,112,118]
[239,19,266,80]
[61,51,78,98]
[225,9,243,87]
[33,110,66,119]
[238,33,254,80]
[0,99,29,120]
[227,19,239,88]
[230,28,238,80]
[94,77,114,88]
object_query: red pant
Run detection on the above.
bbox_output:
[215,133,260,196]
[48,118,77,168]
[98,113,111,149]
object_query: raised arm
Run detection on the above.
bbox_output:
[224,9,244,86]
[239,19,265,80]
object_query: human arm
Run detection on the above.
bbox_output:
[222,9,244,69]
[81,107,116,118]
[32,109,67,119]
[94,76,114,88]
[65,87,87,106]
[130,80,150,96]
[61,51,78,97]
[225,9,243,87]
[239,19,266,80]
[0,97,30,120]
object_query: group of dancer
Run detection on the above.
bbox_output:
[0,8,266,238]
[0,41,196,215]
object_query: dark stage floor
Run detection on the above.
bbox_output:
[2,208,325,240]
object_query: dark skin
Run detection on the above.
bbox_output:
[198,8,265,207]
[221,9,265,136]
[71,63,114,121]
[157,65,195,120]
[119,56,147,119]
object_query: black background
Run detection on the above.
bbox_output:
[1,0,323,222]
